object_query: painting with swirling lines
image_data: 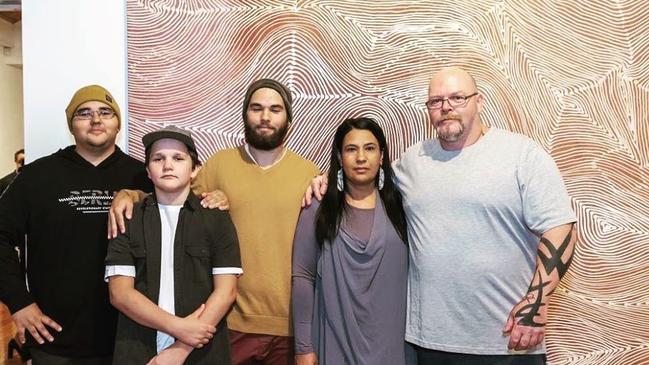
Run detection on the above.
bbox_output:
[126,1,649,364]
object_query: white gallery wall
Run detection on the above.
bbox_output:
[0,19,23,174]
[22,0,128,162]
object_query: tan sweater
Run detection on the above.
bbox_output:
[192,146,318,336]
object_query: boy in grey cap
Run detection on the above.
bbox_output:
[106,125,242,365]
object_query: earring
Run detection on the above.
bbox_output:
[337,169,344,192]
[378,167,385,190]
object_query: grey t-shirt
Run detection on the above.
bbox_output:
[393,128,576,355]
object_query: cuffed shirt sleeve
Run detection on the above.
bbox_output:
[104,265,136,281]
[209,210,242,274]
[105,221,136,279]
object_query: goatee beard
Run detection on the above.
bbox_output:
[436,120,464,142]
[244,122,289,150]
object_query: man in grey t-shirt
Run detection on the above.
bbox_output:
[306,67,576,365]
[393,67,576,365]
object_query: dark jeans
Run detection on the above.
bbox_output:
[30,348,112,365]
[413,345,546,365]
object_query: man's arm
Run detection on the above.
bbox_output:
[11,303,62,345]
[108,276,216,348]
[191,160,229,211]
[108,189,147,239]
[301,174,328,207]
[0,175,63,344]
[147,274,237,364]
[503,223,576,350]
[196,274,237,328]
[196,190,229,210]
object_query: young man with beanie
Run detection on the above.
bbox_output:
[106,126,241,364]
[0,85,151,364]
[109,79,319,364]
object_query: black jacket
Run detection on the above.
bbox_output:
[106,192,241,364]
[0,146,151,358]
[0,170,17,196]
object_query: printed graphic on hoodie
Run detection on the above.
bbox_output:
[58,189,114,214]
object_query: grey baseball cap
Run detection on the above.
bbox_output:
[142,125,197,154]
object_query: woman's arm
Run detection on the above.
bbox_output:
[292,203,320,357]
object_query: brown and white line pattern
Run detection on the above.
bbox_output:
[126,1,649,364]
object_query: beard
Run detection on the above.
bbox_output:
[434,115,465,142]
[244,121,289,150]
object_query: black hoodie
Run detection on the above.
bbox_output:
[0,146,151,358]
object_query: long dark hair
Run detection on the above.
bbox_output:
[315,117,407,245]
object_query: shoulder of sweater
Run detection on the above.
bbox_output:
[203,147,242,164]
[284,149,318,170]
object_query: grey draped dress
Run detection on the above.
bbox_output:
[292,196,408,365]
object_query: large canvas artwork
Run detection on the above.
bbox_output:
[126,1,649,363]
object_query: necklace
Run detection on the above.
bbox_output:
[244,144,286,170]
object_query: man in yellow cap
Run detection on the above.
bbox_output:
[0,85,152,364]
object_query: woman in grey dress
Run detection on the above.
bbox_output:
[292,117,409,365]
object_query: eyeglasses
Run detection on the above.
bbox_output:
[73,108,116,120]
[425,92,478,110]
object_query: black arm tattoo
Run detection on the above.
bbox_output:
[514,227,574,327]
[538,228,574,278]
[514,276,549,327]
